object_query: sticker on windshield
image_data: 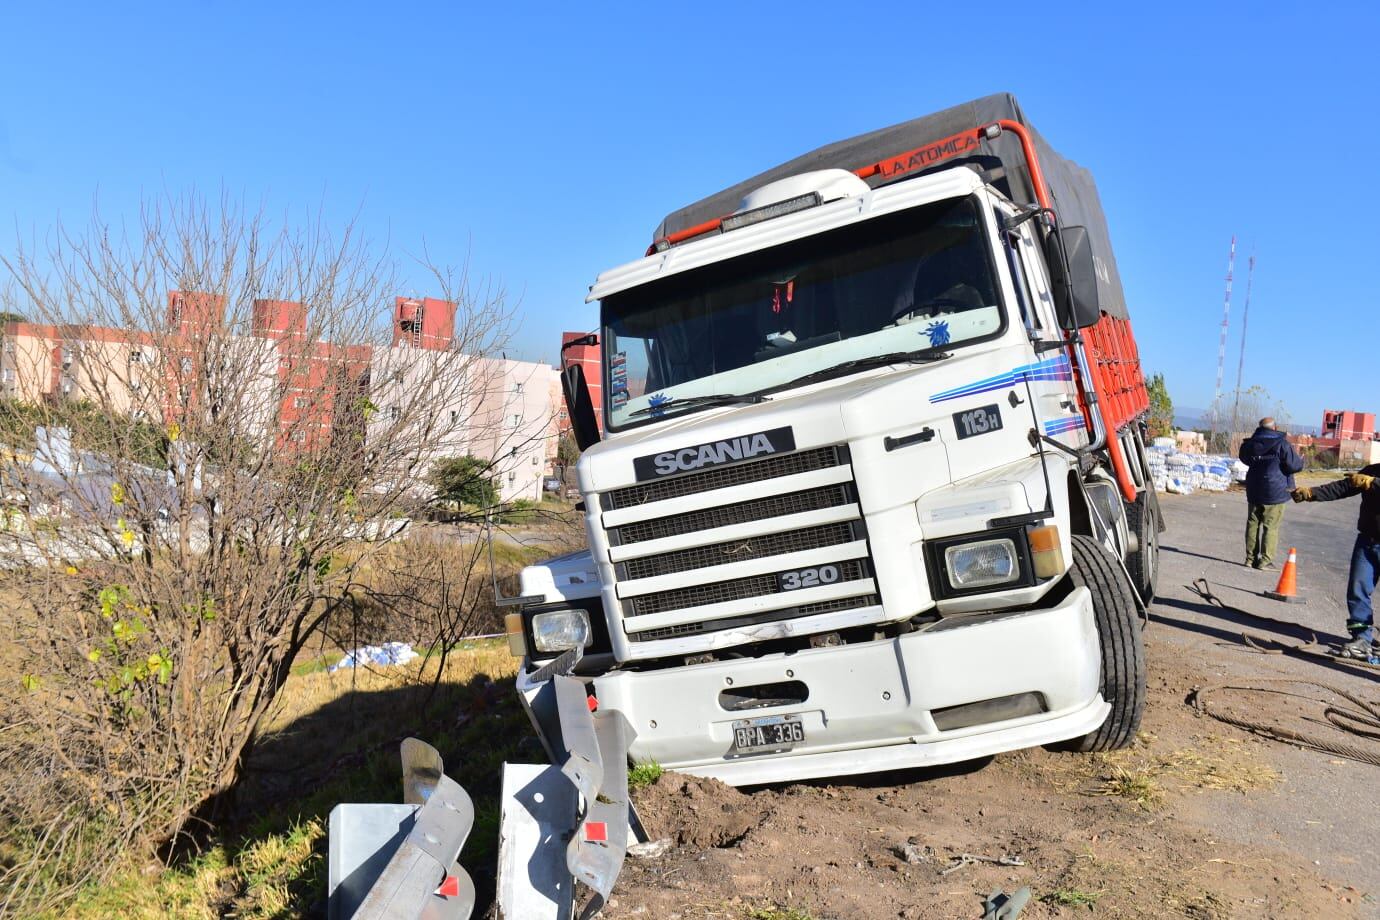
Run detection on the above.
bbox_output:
[924,320,951,347]
[647,393,672,418]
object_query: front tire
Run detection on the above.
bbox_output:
[1066,534,1145,752]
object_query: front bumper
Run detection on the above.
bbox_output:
[519,583,1104,786]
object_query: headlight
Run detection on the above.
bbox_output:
[944,538,1019,589]
[531,608,592,654]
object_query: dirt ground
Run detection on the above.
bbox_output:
[595,487,1380,920]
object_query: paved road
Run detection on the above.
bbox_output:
[1152,485,1379,911]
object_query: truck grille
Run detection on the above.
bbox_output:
[629,594,881,641]
[610,484,853,546]
[628,559,870,618]
[619,521,861,581]
[603,441,880,650]
[602,446,846,510]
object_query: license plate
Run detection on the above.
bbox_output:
[729,714,805,756]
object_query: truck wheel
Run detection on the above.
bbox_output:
[1065,534,1145,752]
[1124,492,1159,604]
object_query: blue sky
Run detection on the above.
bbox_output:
[2,2,1374,430]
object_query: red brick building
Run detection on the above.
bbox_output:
[393,297,455,350]
[1322,409,1375,441]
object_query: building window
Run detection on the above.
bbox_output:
[179,357,193,374]
[514,382,524,395]
[450,410,461,426]
[294,397,310,409]
[510,414,521,428]
[508,472,516,483]
[389,406,402,421]
[130,350,144,364]
[511,447,518,458]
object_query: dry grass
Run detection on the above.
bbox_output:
[1020,731,1279,808]
[260,638,516,734]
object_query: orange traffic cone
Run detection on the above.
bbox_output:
[1265,547,1302,603]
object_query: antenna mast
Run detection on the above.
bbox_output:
[1230,251,1256,438]
[1211,236,1236,445]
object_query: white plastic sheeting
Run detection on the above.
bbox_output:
[329,642,420,672]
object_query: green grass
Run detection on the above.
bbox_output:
[1091,765,1162,810]
[1044,887,1103,907]
[748,908,817,920]
[628,760,664,790]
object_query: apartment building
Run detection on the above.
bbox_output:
[3,292,559,504]
[373,297,556,503]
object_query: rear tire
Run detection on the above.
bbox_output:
[1125,492,1159,604]
[1065,534,1145,752]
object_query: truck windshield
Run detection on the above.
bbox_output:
[602,195,1004,429]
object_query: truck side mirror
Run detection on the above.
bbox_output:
[562,362,601,451]
[1045,225,1102,329]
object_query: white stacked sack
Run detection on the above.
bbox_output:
[1145,441,1237,494]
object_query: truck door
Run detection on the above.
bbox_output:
[1000,207,1088,448]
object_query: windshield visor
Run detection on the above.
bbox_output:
[602,196,1005,429]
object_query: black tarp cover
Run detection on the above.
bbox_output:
[653,93,1129,320]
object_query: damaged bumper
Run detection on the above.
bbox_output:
[521,584,1104,787]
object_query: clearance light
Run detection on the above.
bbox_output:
[1028,524,1065,580]
[720,192,823,233]
[504,612,527,658]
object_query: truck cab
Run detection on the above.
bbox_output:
[509,95,1154,786]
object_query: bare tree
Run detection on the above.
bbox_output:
[1206,384,1292,453]
[0,194,528,911]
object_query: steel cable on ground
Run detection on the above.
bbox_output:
[1182,578,1380,767]
[1190,678,1380,768]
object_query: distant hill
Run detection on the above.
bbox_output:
[1173,408,1316,436]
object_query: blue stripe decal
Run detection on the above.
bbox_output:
[929,356,1073,404]
[1043,416,1086,436]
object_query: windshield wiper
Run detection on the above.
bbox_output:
[626,393,769,418]
[778,349,952,390]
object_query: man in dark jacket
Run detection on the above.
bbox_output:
[1238,418,1305,569]
[1293,466,1380,659]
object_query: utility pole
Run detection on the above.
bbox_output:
[1229,251,1256,439]
[1211,236,1236,449]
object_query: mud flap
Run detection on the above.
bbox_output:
[328,739,476,920]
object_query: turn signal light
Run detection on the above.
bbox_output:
[504,612,527,658]
[1029,524,1065,579]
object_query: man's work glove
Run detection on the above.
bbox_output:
[1347,473,1377,491]
[1292,488,1312,502]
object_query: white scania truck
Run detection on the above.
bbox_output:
[509,93,1159,788]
